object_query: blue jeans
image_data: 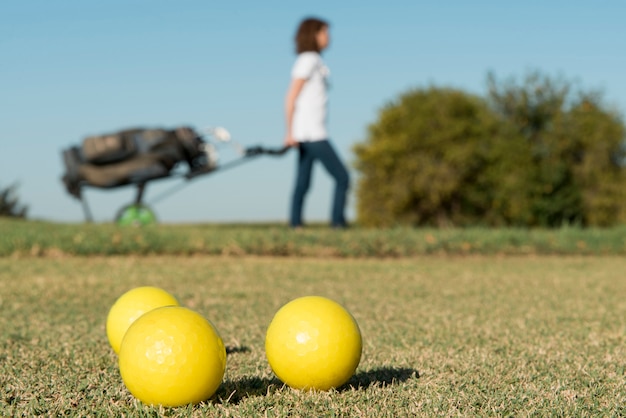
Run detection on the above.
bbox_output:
[290,140,350,228]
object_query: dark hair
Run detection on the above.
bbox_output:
[294,17,329,54]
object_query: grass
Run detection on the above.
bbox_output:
[1,255,625,416]
[3,218,626,257]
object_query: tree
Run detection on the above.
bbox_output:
[353,72,626,227]
[567,98,626,225]
[353,87,502,227]
[487,71,626,226]
[0,182,28,218]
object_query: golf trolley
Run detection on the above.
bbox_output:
[61,125,288,225]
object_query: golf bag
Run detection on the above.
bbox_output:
[62,126,206,199]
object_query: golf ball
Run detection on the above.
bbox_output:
[118,306,226,406]
[265,296,362,390]
[106,286,179,354]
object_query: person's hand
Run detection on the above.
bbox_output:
[284,134,298,148]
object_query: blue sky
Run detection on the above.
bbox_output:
[2,1,625,223]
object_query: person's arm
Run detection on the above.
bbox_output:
[284,78,307,147]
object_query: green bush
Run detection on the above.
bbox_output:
[0,182,28,218]
[354,72,626,227]
[487,71,626,226]
[354,87,502,227]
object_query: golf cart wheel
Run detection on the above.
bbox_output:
[115,204,157,226]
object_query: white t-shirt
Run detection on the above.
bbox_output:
[291,52,329,142]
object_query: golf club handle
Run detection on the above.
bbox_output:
[244,145,291,157]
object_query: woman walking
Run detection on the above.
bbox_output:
[284,17,350,229]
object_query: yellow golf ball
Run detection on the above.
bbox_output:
[265,296,362,390]
[106,286,179,354]
[118,306,226,406]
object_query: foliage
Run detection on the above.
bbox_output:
[1,256,625,416]
[487,71,626,226]
[353,71,626,227]
[3,219,626,257]
[0,182,28,218]
[354,87,502,227]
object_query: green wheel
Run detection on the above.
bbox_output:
[115,204,157,226]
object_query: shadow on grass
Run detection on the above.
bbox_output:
[345,366,419,389]
[216,376,282,404]
[225,345,251,355]
[215,366,419,404]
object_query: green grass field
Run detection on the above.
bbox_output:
[3,218,626,257]
[1,253,624,416]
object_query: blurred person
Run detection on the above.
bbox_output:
[284,17,349,229]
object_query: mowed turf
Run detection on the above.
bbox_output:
[1,255,624,416]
